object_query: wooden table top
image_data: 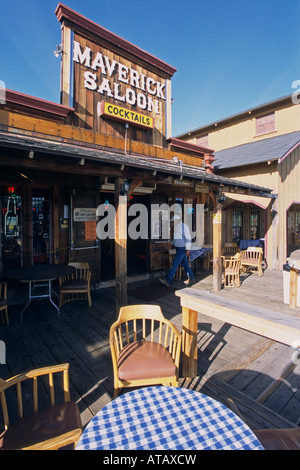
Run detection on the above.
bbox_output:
[4,264,75,282]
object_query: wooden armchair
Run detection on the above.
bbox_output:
[59,262,92,308]
[240,247,263,277]
[221,253,241,288]
[222,242,239,257]
[0,282,8,325]
[110,304,182,399]
[0,364,82,450]
[168,249,191,280]
[203,244,213,271]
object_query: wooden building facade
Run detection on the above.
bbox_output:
[177,94,300,269]
[0,4,273,307]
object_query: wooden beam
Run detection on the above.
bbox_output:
[212,203,222,292]
[289,267,298,309]
[182,307,198,378]
[114,178,127,316]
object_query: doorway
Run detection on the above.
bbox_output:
[100,192,150,281]
[287,203,300,257]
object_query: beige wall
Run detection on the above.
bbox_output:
[188,100,300,151]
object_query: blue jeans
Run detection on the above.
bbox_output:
[166,247,195,284]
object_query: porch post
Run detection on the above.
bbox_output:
[212,202,222,292]
[115,178,127,315]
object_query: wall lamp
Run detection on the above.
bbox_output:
[54,44,63,57]
[217,187,226,206]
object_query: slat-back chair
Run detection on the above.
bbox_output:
[59,262,92,308]
[222,253,241,288]
[240,247,263,277]
[222,242,239,257]
[168,249,191,280]
[110,305,182,399]
[203,244,213,271]
[0,364,82,450]
[0,282,8,325]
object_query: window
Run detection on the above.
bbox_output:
[196,134,209,148]
[1,187,22,268]
[256,112,275,136]
[232,210,243,242]
[250,211,260,240]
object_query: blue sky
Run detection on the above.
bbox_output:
[1,0,299,136]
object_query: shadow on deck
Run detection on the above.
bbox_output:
[1,267,299,430]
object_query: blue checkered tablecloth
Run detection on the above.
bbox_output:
[76,386,264,450]
[189,248,212,262]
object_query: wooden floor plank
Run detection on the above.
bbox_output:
[1,267,300,430]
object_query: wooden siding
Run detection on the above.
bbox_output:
[0,108,204,168]
[278,146,300,266]
[188,100,300,152]
[70,32,167,147]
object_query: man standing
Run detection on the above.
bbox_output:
[159,214,195,287]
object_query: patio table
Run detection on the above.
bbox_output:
[76,386,263,450]
[5,264,75,321]
[189,247,212,262]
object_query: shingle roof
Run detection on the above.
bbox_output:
[213,131,300,170]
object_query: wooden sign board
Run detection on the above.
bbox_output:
[73,208,96,222]
[98,101,155,129]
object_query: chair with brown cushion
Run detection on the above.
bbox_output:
[109,304,182,399]
[221,253,241,288]
[0,282,8,325]
[240,247,263,277]
[0,363,82,450]
[59,262,92,308]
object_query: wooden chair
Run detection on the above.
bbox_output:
[0,364,82,450]
[109,304,182,399]
[222,242,239,257]
[203,244,213,271]
[226,398,300,450]
[59,262,92,308]
[0,282,8,325]
[168,249,191,280]
[240,247,263,277]
[222,253,241,288]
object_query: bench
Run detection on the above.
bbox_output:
[240,246,263,277]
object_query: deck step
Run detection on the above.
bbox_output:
[180,375,297,430]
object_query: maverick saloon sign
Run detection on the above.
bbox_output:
[73,40,165,128]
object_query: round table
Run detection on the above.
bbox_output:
[5,264,75,321]
[76,386,264,450]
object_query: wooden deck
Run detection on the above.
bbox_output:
[1,267,300,432]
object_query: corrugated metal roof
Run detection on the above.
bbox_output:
[213,131,300,170]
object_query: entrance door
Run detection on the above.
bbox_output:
[287,204,300,257]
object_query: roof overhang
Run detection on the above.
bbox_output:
[55,3,177,78]
[0,130,274,198]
